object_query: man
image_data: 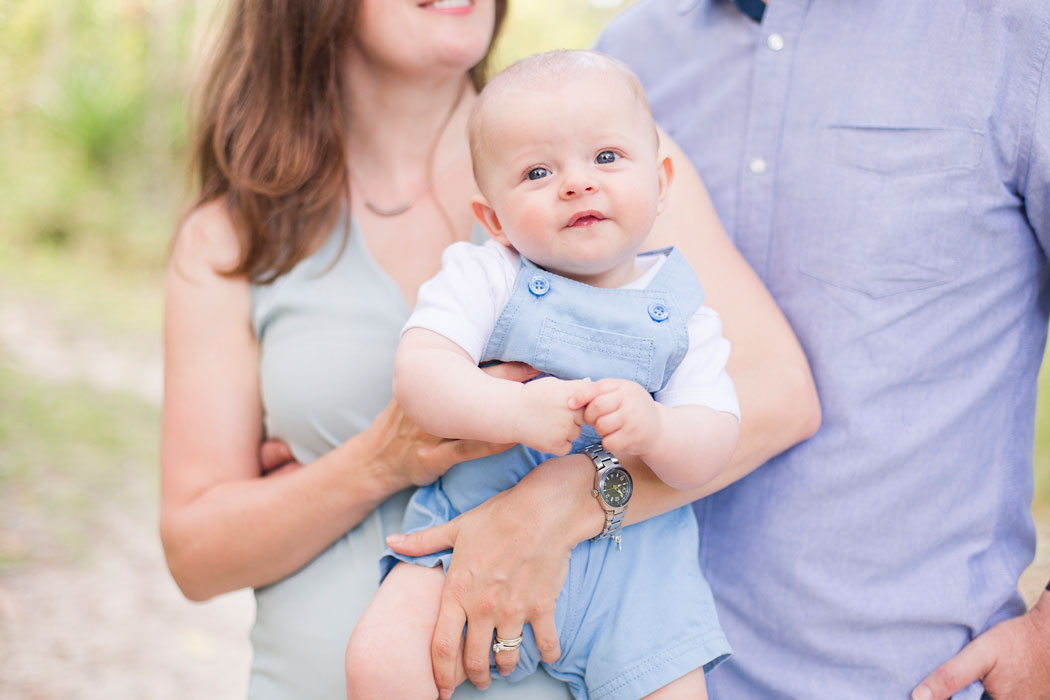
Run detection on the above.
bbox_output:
[597,1,1050,698]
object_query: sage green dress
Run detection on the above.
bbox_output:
[248,217,572,699]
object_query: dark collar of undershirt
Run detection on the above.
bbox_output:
[735,0,766,22]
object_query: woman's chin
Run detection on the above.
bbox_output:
[412,45,491,80]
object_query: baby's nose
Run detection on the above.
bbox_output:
[562,182,596,198]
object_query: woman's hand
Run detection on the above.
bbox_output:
[259,439,299,475]
[386,451,601,698]
[365,361,541,491]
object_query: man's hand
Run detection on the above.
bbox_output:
[569,378,661,456]
[912,591,1050,700]
[513,377,588,455]
[386,453,596,698]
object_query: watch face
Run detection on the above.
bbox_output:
[599,467,633,508]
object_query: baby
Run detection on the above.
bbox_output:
[347,50,740,700]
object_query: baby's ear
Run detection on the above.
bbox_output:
[471,194,511,247]
[656,155,674,214]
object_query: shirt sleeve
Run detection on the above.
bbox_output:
[402,241,516,363]
[655,305,741,421]
[1021,39,1050,256]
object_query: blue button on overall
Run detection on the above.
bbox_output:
[648,303,669,321]
[529,275,550,296]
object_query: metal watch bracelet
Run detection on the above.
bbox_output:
[583,443,630,549]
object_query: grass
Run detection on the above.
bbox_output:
[0,361,160,570]
[0,241,165,337]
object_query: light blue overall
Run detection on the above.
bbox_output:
[383,247,731,700]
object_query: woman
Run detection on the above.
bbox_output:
[160,1,820,698]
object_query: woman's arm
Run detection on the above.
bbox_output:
[160,201,511,601]
[389,132,821,691]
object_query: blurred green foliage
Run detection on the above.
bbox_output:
[493,1,626,71]
[0,0,627,271]
[0,0,196,268]
[1036,369,1050,516]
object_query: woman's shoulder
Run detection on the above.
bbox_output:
[170,198,244,281]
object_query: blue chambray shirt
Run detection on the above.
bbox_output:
[597,1,1050,698]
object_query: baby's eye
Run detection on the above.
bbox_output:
[596,151,618,164]
[527,167,551,180]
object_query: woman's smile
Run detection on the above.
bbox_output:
[419,0,474,15]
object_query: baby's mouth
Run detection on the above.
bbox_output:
[568,211,606,227]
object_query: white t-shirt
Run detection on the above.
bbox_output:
[404,241,740,418]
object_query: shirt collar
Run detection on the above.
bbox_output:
[735,0,766,22]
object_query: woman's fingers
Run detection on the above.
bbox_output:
[431,585,467,700]
[373,397,516,486]
[530,609,562,665]
[493,623,525,677]
[462,614,495,690]
[437,437,514,466]
[480,361,540,383]
[258,438,298,475]
[386,519,457,557]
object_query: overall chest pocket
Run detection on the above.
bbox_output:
[798,125,982,299]
[534,317,657,390]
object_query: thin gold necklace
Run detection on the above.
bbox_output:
[356,151,467,217]
[352,82,469,218]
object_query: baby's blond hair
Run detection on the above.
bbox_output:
[468,49,658,189]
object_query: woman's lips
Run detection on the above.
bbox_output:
[418,0,473,14]
[568,211,606,227]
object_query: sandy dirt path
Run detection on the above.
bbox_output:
[0,291,254,700]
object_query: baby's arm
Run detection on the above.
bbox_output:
[571,379,738,490]
[394,327,588,455]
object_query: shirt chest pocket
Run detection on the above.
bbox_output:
[797,125,983,298]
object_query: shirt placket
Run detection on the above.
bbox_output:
[734,0,809,282]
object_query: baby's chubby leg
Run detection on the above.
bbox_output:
[642,668,708,700]
[346,562,464,699]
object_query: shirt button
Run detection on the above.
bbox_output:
[528,275,550,296]
[648,303,669,322]
[767,33,785,51]
[749,157,768,175]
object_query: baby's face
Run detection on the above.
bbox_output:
[473,71,669,288]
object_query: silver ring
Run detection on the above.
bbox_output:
[492,634,524,654]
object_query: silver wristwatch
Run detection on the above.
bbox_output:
[583,443,633,550]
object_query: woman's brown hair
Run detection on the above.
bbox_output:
[189,0,509,283]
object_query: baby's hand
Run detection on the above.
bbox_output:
[569,378,661,456]
[514,377,588,455]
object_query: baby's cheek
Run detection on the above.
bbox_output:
[517,207,550,235]
[620,189,660,231]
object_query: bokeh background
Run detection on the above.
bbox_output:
[0,1,1046,698]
